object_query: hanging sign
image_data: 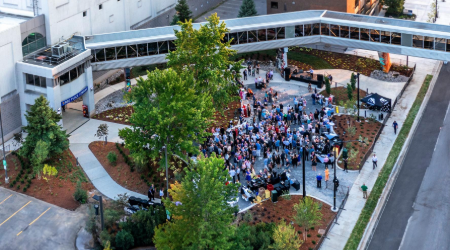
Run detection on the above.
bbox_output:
[61,86,88,106]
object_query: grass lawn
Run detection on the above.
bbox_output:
[287,51,334,69]
[344,74,433,250]
[230,49,333,70]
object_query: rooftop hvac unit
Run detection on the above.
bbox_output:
[51,43,73,58]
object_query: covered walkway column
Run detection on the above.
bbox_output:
[283,47,288,67]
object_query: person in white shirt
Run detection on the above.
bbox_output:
[372,154,378,169]
[160,188,164,198]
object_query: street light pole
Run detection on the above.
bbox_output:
[357,73,361,122]
[302,146,306,199]
[332,148,338,212]
[163,145,169,198]
[0,111,8,184]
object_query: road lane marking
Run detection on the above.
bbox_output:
[29,207,51,226]
[17,207,51,237]
[0,201,31,227]
[0,194,12,205]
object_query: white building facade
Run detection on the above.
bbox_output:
[0,0,178,141]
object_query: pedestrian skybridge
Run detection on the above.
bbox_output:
[86,10,450,71]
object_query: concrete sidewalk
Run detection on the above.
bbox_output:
[319,57,440,250]
[69,119,159,201]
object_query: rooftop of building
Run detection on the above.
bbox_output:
[85,10,450,48]
[0,11,30,32]
[22,36,87,68]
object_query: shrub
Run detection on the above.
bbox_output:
[20,179,25,184]
[12,180,16,185]
[73,180,88,204]
[107,152,117,166]
[312,240,316,244]
[9,183,13,188]
[307,234,311,237]
[310,226,315,230]
[23,187,27,192]
[317,234,322,238]
[17,185,20,190]
[115,230,134,250]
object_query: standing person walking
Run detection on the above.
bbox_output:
[343,158,348,172]
[148,184,155,201]
[316,173,322,188]
[361,183,368,199]
[243,69,248,80]
[393,121,398,134]
[372,154,378,169]
[324,167,329,188]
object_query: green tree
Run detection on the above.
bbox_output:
[170,14,180,25]
[154,155,239,250]
[73,180,88,204]
[270,219,303,250]
[347,83,353,101]
[115,230,134,250]
[231,224,253,250]
[120,207,166,246]
[325,77,331,95]
[350,73,356,90]
[238,0,258,18]
[119,68,213,169]
[166,14,243,113]
[31,140,49,178]
[22,96,69,160]
[173,0,192,23]
[384,0,405,15]
[293,197,323,241]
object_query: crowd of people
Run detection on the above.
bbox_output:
[198,75,341,202]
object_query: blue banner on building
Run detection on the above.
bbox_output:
[61,86,88,106]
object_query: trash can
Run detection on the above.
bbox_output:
[271,190,278,203]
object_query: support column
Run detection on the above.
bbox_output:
[83,66,95,117]
[283,47,288,67]
[46,78,63,127]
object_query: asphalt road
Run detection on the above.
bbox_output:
[367,64,450,250]
[0,187,86,250]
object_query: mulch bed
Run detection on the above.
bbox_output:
[0,150,93,210]
[294,49,413,77]
[288,60,314,72]
[239,195,335,250]
[92,106,134,125]
[89,141,185,197]
[333,115,382,170]
[92,100,242,129]
[321,86,367,104]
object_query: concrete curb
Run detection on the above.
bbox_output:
[357,61,443,250]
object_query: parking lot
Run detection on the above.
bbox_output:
[0,187,87,250]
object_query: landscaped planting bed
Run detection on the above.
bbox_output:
[89,141,186,196]
[92,100,241,129]
[238,195,335,250]
[333,115,382,170]
[0,150,93,210]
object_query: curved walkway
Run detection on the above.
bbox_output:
[69,119,157,201]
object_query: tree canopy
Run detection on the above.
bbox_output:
[166,13,243,112]
[238,0,258,18]
[293,197,323,241]
[173,0,192,24]
[383,0,405,15]
[270,219,303,250]
[22,96,69,171]
[118,68,213,168]
[154,155,239,249]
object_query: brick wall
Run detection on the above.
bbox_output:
[1,92,22,141]
[135,0,225,29]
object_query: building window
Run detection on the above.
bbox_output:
[22,33,46,56]
[99,4,102,10]
[58,64,86,86]
[424,36,434,49]
[229,33,239,45]
[271,1,278,9]
[435,38,446,51]
[413,35,423,48]
[83,11,87,17]
[25,74,46,88]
